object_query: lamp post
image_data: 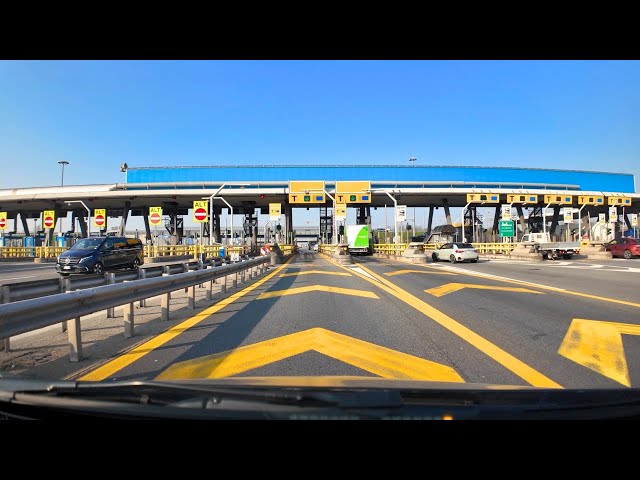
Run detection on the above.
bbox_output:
[207,183,250,246]
[409,156,417,167]
[66,200,91,237]
[58,160,69,186]
[58,161,69,235]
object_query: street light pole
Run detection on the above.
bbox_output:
[409,156,417,167]
[66,200,91,237]
[58,160,69,186]
[58,161,69,236]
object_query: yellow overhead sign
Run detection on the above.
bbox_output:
[0,212,6,230]
[335,181,371,194]
[288,193,326,204]
[192,201,208,223]
[543,194,573,205]
[335,203,347,219]
[288,181,326,204]
[607,196,632,206]
[289,181,325,194]
[507,194,538,204]
[149,207,163,226]
[335,193,371,204]
[578,195,604,206]
[466,193,499,203]
[335,181,372,204]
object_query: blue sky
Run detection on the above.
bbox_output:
[1,60,639,231]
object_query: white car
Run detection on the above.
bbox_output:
[432,242,479,263]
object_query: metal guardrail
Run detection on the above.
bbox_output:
[0,257,235,303]
[0,256,272,361]
[471,243,515,255]
[0,244,298,259]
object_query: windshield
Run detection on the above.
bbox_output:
[1,60,640,420]
[69,238,103,250]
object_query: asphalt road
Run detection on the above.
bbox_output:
[0,262,59,283]
[76,252,640,389]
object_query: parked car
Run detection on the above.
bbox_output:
[56,236,144,276]
[431,242,479,263]
[605,237,640,259]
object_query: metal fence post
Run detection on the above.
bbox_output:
[124,301,134,338]
[183,263,189,293]
[1,286,10,352]
[233,271,238,289]
[68,316,82,362]
[161,267,171,320]
[138,268,147,307]
[188,284,196,309]
[61,277,71,332]
[206,278,213,301]
[106,272,116,318]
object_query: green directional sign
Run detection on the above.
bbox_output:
[499,220,515,237]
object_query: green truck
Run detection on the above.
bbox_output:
[346,224,373,255]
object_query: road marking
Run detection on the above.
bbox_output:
[78,257,296,381]
[425,283,544,298]
[322,256,561,388]
[257,285,378,300]
[558,318,640,387]
[279,270,351,278]
[385,269,456,277]
[421,264,640,309]
[156,327,464,382]
[343,265,381,283]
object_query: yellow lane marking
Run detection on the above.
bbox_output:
[280,270,351,278]
[156,327,464,382]
[257,285,378,300]
[321,254,561,388]
[425,283,544,298]
[558,318,640,387]
[385,269,456,277]
[420,263,640,309]
[78,257,296,381]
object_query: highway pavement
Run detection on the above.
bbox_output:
[73,252,640,389]
[0,262,59,283]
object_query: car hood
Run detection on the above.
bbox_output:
[59,249,96,258]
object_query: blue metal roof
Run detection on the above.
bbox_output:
[126,165,636,193]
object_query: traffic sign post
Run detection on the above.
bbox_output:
[269,203,281,222]
[499,220,515,238]
[395,205,407,223]
[335,203,347,220]
[149,206,162,226]
[43,210,55,229]
[93,209,106,230]
[193,201,208,223]
[501,205,512,221]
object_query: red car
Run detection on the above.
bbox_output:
[605,237,640,259]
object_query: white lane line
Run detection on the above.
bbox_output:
[0,274,42,282]
[429,265,569,291]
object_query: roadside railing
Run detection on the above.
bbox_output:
[471,243,515,255]
[372,244,408,256]
[0,256,272,361]
[0,246,65,258]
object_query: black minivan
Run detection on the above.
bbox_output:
[55,236,144,276]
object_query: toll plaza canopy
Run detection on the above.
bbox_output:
[125,165,635,192]
[0,165,636,215]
